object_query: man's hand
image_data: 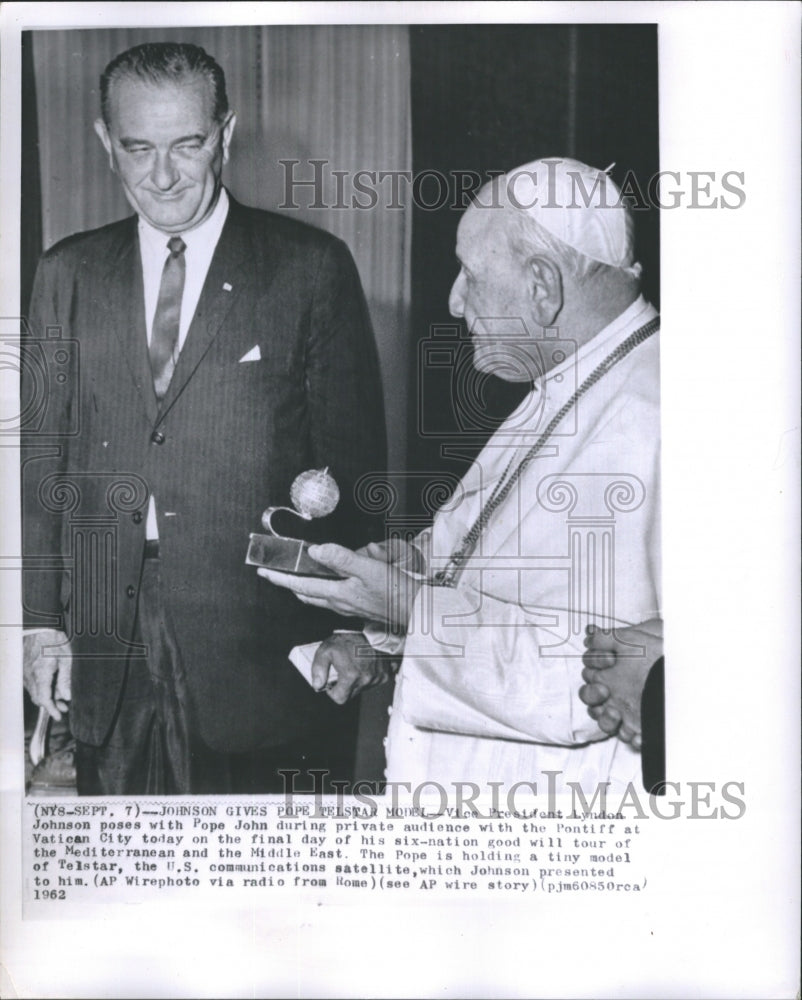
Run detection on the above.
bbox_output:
[357,538,427,575]
[311,632,398,705]
[23,629,72,721]
[579,619,663,749]
[259,543,421,629]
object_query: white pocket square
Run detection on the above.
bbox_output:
[238,346,261,363]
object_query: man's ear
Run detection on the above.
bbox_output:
[221,112,237,164]
[527,255,563,327]
[93,119,115,170]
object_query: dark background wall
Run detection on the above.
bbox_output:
[407,24,659,491]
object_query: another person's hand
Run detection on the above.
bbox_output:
[259,543,421,629]
[579,619,663,749]
[23,629,73,721]
[311,632,398,705]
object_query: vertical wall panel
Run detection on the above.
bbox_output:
[256,25,411,474]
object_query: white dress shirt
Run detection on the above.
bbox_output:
[139,189,230,538]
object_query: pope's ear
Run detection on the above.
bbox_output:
[93,119,115,168]
[527,254,563,327]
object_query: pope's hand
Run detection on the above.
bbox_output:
[23,629,72,721]
[259,543,421,629]
[311,632,398,705]
[356,538,427,574]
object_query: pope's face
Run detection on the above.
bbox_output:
[448,207,541,382]
[95,75,235,233]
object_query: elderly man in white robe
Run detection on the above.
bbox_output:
[262,157,661,798]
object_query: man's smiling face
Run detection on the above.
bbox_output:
[95,74,235,234]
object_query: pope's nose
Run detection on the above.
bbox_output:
[449,271,466,318]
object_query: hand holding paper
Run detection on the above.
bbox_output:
[310,632,397,705]
[23,629,72,722]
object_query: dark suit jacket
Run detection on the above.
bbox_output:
[641,656,665,795]
[22,195,387,754]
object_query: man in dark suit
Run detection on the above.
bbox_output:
[21,41,387,795]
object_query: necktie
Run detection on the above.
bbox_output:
[149,235,186,402]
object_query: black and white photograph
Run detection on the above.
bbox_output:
[1,3,798,998]
[16,20,662,801]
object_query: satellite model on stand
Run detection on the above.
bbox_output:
[245,468,342,578]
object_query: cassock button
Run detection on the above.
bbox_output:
[132,511,143,524]
[126,585,136,599]
[151,430,166,445]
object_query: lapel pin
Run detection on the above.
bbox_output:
[223,282,233,292]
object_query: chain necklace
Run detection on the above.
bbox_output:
[432,316,660,587]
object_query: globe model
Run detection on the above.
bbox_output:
[290,467,340,519]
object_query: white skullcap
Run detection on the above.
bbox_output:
[499,157,640,274]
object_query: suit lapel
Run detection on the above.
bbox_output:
[102,220,159,425]
[156,200,255,420]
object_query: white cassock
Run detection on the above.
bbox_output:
[373,295,661,797]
